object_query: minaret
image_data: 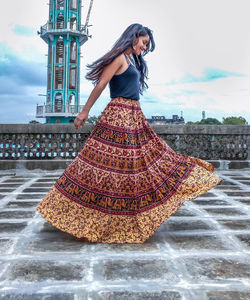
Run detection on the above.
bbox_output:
[202,110,206,120]
[36,0,92,123]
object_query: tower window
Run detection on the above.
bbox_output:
[56,38,64,63]
[54,93,63,112]
[56,13,64,29]
[68,93,76,105]
[70,14,77,30]
[68,93,76,113]
[55,66,64,89]
[69,66,77,89]
[48,67,51,90]
[70,38,77,63]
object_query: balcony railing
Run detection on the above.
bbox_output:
[39,22,89,36]
[36,104,84,117]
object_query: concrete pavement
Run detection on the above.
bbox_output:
[0,168,250,299]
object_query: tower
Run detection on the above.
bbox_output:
[36,0,93,123]
[202,110,206,120]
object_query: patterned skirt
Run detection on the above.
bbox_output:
[37,97,222,243]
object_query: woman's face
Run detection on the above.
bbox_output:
[133,34,150,56]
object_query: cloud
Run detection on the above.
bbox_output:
[0,43,46,95]
[0,90,44,123]
[11,24,36,37]
[0,43,46,123]
[165,68,246,86]
[1,0,250,124]
[163,89,205,99]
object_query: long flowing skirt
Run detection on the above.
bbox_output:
[37,97,222,243]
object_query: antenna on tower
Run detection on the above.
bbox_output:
[85,0,94,28]
[202,111,206,120]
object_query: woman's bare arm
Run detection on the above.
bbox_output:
[74,55,124,130]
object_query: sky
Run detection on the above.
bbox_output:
[0,0,250,123]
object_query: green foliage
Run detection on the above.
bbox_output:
[222,116,247,125]
[187,116,248,125]
[186,121,200,124]
[186,118,221,125]
[199,118,221,125]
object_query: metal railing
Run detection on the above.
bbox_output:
[39,22,88,35]
[36,104,84,117]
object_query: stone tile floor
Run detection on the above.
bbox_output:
[0,169,250,299]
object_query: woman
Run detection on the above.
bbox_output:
[37,24,222,243]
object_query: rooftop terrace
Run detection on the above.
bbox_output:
[0,168,249,299]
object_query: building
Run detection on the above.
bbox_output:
[36,0,93,123]
[147,115,185,125]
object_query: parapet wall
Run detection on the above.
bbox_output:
[1,124,250,170]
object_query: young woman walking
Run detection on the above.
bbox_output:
[37,23,222,243]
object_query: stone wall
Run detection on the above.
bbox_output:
[0,124,250,161]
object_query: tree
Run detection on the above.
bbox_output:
[199,118,221,125]
[186,121,200,125]
[186,118,221,125]
[222,116,247,125]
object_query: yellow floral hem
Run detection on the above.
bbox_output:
[37,164,222,244]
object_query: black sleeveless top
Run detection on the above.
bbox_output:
[109,54,140,100]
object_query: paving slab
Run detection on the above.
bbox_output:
[192,199,230,205]
[16,194,45,200]
[217,219,250,230]
[0,222,27,233]
[182,256,250,280]
[23,236,91,253]
[0,211,35,219]
[4,260,86,281]
[96,291,182,300]
[6,201,39,208]
[0,294,74,300]
[165,234,231,251]
[0,169,249,299]
[206,291,250,300]
[103,259,175,281]
[158,219,213,232]
[203,207,247,216]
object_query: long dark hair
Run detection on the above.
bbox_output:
[85,23,155,94]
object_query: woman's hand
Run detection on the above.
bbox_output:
[74,110,89,130]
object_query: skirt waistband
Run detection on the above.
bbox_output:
[110,97,140,107]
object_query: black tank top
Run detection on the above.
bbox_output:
[109,54,140,100]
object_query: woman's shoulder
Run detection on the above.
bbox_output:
[114,53,125,61]
[109,53,126,68]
